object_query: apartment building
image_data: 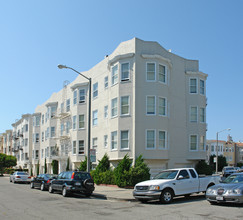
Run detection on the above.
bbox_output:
[11,114,33,171]
[2,130,12,156]
[29,38,207,176]
[0,133,3,153]
[235,142,243,165]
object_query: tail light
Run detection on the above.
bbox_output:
[47,180,50,184]
[16,176,21,178]
[28,176,31,179]
[71,172,75,179]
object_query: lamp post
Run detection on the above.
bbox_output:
[58,64,91,172]
[216,128,231,174]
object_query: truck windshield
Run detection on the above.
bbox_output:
[153,170,178,180]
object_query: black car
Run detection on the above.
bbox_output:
[30,174,57,191]
[48,171,95,197]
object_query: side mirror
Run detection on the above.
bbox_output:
[177,175,184,180]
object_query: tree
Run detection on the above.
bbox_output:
[44,158,47,174]
[0,154,17,175]
[195,160,213,175]
[37,160,40,176]
[114,154,132,187]
[209,155,227,172]
[52,160,58,174]
[66,157,70,171]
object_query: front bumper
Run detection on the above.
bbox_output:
[133,190,162,200]
[206,194,243,204]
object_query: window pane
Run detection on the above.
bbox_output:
[112,98,118,117]
[112,65,118,85]
[158,97,166,116]
[121,131,129,149]
[159,131,166,149]
[147,130,155,149]
[190,79,197,93]
[147,96,155,114]
[121,63,129,81]
[147,63,155,81]
[121,96,129,115]
[190,135,197,150]
[79,89,85,103]
[159,64,166,83]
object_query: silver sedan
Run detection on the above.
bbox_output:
[10,171,31,184]
[206,173,243,204]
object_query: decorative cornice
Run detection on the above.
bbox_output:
[186,71,208,78]
[71,82,89,90]
[107,53,135,69]
[141,54,172,68]
[45,102,58,107]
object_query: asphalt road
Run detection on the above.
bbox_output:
[0,177,243,220]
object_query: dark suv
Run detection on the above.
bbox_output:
[49,171,94,197]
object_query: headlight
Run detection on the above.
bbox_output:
[206,188,216,195]
[228,189,242,195]
[149,185,160,191]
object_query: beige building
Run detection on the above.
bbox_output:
[11,114,33,171]
[29,38,207,176]
[2,130,12,156]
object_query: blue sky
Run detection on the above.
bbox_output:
[0,0,242,142]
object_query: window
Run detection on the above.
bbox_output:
[104,105,108,118]
[79,115,85,129]
[46,127,50,139]
[104,76,108,89]
[121,130,129,150]
[146,96,156,115]
[158,64,166,83]
[211,145,214,152]
[92,110,98,126]
[199,136,205,151]
[146,63,155,81]
[112,65,118,85]
[35,150,39,159]
[93,82,98,98]
[190,106,198,122]
[104,135,108,148]
[61,102,64,113]
[189,169,197,178]
[190,135,197,151]
[73,141,77,154]
[66,99,70,112]
[146,130,155,149]
[73,116,77,129]
[35,133,39,143]
[92,137,98,149]
[200,79,205,95]
[61,123,64,136]
[178,170,190,179]
[158,97,166,116]
[42,114,44,125]
[36,116,40,126]
[51,106,57,118]
[111,98,118,117]
[79,89,85,103]
[190,78,197,94]
[200,108,205,123]
[51,127,55,138]
[73,90,77,105]
[41,132,44,142]
[66,121,70,134]
[121,96,130,115]
[159,131,166,149]
[78,140,84,154]
[111,131,117,150]
[121,63,130,81]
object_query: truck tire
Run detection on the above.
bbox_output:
[160,189,174,204]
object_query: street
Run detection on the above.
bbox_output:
[0,177,243,220]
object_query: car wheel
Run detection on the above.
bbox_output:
[49,184,54,193]
[160,189,174,204]
[40,183,45,191]
[30,182,34,189]
[62,187,69,197]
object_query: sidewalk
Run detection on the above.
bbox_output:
[92,184,135,202]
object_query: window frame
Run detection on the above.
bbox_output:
[146,96,156,115]
[120,96,130,116]
[121,62,130,82]
[120,130,129,150]
[158,96,167,116]
[146,62,156,82]
[190,134,198,151]
[158,63,166,84]
[111,131,118,151]
[79,89,86,104]
[111,98,118,118]
[92,110,98,126]
[111,64,118,86]
[189,78,198,94]
[146,129,156,150]
[190,106,198,122]
[200,79,205,95]
[158,130,167,149]
[93,82,98,99]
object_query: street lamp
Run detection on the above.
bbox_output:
[58,64,92,172]
[216,128,231,174]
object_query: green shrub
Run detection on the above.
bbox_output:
[79,156,87,171]
[114,154,132,187]
[195,160,213,175]
[52,160,58,174]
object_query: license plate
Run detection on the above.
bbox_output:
[75,182,81,186]
[216,196,224,201]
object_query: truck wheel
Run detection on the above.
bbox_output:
[160,189,173,204]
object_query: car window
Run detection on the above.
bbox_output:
[189,169,197,178]
[17,172,28,175]
[74,172,91,180]
[178,170,190,179]
[57,172,63,179]
[154,170,178,180]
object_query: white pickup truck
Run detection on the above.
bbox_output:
[133,168,221,204]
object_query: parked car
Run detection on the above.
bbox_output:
[30,174,57,191]
[9,171,31,184]
[222,166,236,177]
[206,173,243,204]
[48,171,95,197]
[133,168,221,204]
